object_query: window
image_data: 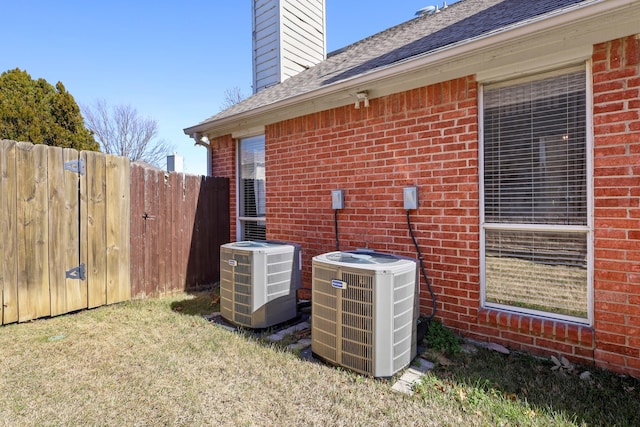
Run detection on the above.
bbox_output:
[238,135,266,240]
[481,67,591,323]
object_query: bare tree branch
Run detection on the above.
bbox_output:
[220,86,247,110]
[82,99,174,167]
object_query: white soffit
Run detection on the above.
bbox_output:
[231,125,266,139]
[475,45,594,83]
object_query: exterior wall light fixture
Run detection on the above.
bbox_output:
[354,91,369,109]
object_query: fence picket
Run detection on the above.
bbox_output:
[105,155,131,304]
[17,143,51,322]
[84,150,108,308]
[158,169,169,293]
[0,141,18,325]
[66,148,87,311]
[129,164,145,296]
[47,146,65,316]
[175,172,188,290]
[144,168,161,295]
[167,172,178,292]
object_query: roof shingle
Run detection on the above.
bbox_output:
[192,0,589,127]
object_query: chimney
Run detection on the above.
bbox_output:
[252,0,326,94]
[166,153,183,173]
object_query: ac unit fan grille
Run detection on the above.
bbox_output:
[220,248,255,327]
[312,263,377,376]
[311,265,339,365]
[234,303,250,315]
[234,313,252,326]
[340,273,374,375]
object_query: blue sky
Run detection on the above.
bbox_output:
[1,1,456,175]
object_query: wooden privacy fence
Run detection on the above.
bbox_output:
[1,140,229,325]
[0,140,130,324]
[129,164,229,298]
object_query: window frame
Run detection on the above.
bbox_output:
[236,134,266,241]
[479,63,594,325]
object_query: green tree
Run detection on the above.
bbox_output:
[0,68,99,151]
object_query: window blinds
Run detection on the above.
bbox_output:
[239,135,266,240]
[483,69,587,226]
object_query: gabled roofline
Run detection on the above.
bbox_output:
[184,0,640,139]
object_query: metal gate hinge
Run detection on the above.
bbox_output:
[64,158,85,175]
[66,264,86,280]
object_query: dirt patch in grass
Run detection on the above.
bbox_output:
[170,288,220,316]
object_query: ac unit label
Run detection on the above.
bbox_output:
[331,279,347,290]
[228,259,238,267]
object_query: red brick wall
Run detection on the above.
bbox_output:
[210,134,236,241]
[211,35,640,378]
[265,76,480,313]
[592,35,640,377]
[475,309,596,367]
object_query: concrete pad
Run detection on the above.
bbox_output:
[287,338,312,351]
[266,321,310,341]
[391,380,414,394]
[391,358,434,395]
[413,358,435,372]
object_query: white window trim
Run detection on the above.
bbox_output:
[478,62,594,326]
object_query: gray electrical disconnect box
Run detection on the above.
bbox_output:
[332,189,344,210]
[403,186,418,210]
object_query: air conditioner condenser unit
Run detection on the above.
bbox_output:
[311,250,419,378]
[220,241,301,328]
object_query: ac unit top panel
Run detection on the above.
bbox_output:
[313,251,416,272]
[222,240,291,253]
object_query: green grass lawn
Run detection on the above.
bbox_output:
[0,293,637,426]
[416,322,640,426]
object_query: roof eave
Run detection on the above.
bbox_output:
[185,0,640,139]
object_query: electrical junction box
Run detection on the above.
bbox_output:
[403,186,418,210]
[332,189,344,210]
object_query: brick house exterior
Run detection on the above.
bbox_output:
[186,1,640,377]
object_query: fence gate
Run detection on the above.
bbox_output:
[0,140,130,324]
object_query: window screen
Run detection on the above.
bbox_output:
[482,68,590,321]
